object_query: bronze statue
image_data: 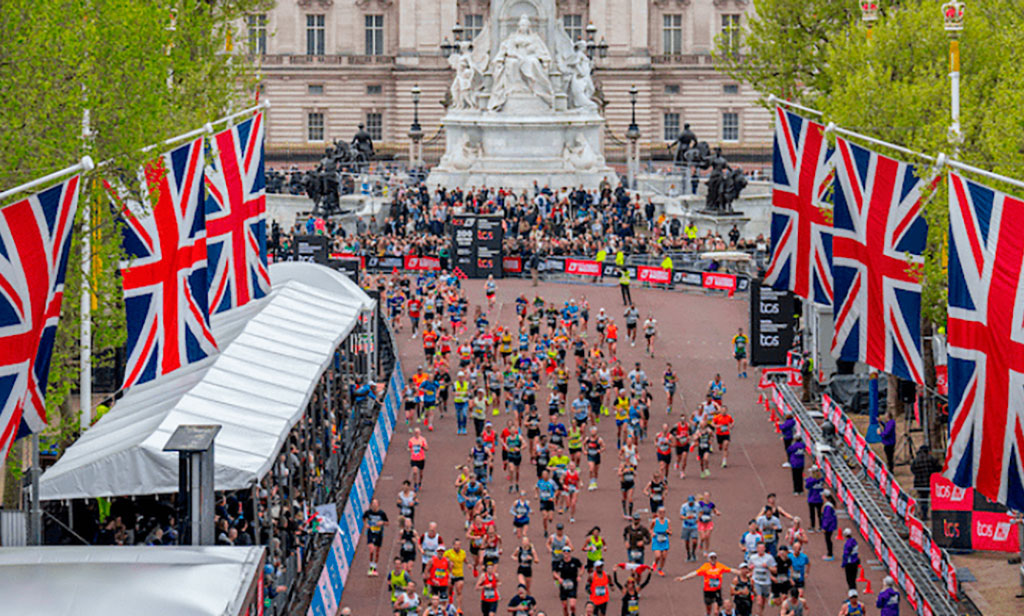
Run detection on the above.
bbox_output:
[667,123,698,166]
[351,123,375,160]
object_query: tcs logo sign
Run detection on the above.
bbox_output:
[477,230,494,241]
[934,483,968,503]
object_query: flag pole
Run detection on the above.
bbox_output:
[941,157,1024,193]
[0,156,95,203]
[825,123,938,164]
[766,95,823,118]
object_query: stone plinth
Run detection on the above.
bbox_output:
[426,108,615,191]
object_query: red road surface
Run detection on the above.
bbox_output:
[341,280,902,616]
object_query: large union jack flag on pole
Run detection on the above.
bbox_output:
[0,176,80,459]
[117,138,217,389]
[831,138,932,384]
[204,112,270,314]
[764,106,836,306]
[944,172,1024,510]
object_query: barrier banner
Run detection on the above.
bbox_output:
[702,271,737,295]
[502,256,523,273]
[637,265,671,284]
[565,258,602,277]
[930,474,1020,552]
[329,252,366,269]
[308,359,405,616]
[403,255,441,271]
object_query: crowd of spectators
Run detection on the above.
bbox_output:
[274,179,769,264]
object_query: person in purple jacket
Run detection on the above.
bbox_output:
[841,528,860,591]
[786,434,805,495]
[880,412,897,471]
[820,490,838,561]
[876,576,900,616]
[805,466,824,531]
[779,411,796,468]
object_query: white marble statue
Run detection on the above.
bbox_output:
[563,134,599,171]
[443,135,484,170]
[448,42,482,110]
[566,40,597,111]
[487,15,554,111]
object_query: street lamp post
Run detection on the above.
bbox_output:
[943,1,965,157]
[860,1,879,40]
[626,85,640,190]
[408,84,423,168]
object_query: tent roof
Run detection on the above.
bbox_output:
[40,263,373,500]
[0,546,263,616]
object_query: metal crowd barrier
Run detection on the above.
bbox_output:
[773,383,959,616]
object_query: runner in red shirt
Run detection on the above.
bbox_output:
[712,407,735,469]
[408,296,423,337]
[422,327,439,362]
[476,563,501,615]
[606,320,619,358]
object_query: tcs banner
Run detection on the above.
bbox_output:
[930,474,1020,552]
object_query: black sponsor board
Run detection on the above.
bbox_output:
[931,510,973,551]
[750,279,798,365]
[329,257,361,283]
[451,214,503,278]
[290,234,329,264]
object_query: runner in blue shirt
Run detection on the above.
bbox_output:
[678,494,700,562]
[510,493,532,539]
[789,540,810,592]
[535,470,557,536]
[571,393,591,429]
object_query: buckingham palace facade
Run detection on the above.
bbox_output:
[249,0,772,163]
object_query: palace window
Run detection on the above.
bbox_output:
[663,14,683,55]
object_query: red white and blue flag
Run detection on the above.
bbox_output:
[204,112,270,313]
[831,138,932,384]
[0,175,81,459]
[116,138,217,389]
[765,106,835,306]
[944,172,1024,511]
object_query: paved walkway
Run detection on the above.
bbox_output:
[342,279,905,616]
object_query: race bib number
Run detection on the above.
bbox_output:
[629,549,643,562]
[483,588,496,600]
[627,600,639,612]
[595,586,607,597]
[709,577,721,589]
[561,579,574,589]
[656,533,668,544]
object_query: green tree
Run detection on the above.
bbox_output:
[0,0,270,476]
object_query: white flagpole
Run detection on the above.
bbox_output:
[766,94,823,118]
[81,108,93,432]
[825,123,938,164]
[942,157,1024,193]
[0,157,95,203]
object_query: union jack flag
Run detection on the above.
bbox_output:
[831,138,933,384]
[117,138,217,389]
[765,106,836,305]
[944,172,1024,511]
[204,112,270,313]
[0,175,80,459]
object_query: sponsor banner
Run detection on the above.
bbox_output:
[935,364,948,396]
[637,265,671,284]
[971,511,1020,552]
[403,255,441,271]
[565,258,602,277]
[309,359,405,612]
[329,252,366,269]
[702,272,737,295]
[291,234,329,265]
[502,256,523,273]
[931,474,973,511]
[674,270,704,286]
[367,255,404,271]
[750,280,799,366]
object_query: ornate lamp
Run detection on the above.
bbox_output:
[859,1,879,22]
[440,36,455,57]
[942,0,965,34]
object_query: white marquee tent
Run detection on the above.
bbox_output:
[0,546,264,616]
[39,263,373,501]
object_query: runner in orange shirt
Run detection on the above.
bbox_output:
[408,428,429,491]
[712,407,735,468]
[675,552,732,616]
[606,320,619,358]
